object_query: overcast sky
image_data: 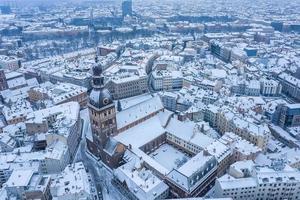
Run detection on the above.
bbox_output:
[0,0,103,7]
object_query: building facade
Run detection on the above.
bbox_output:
[0,69,8,91]
[278,73,300,101]
[214,161,300,200]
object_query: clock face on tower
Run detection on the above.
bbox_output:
[103,98,109,105]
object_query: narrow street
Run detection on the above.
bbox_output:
[74,109,127,200]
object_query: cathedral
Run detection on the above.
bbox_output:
[86,62,167,169]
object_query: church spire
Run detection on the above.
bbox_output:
[89,63,113,109]
[92,64,105,89]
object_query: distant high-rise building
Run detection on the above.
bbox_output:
[0,5,11,14]
[122,0,132,17]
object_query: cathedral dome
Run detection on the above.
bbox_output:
[89,88,113,109]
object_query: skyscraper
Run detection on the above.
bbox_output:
[122,0,132,17]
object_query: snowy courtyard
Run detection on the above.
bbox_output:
[150,143,190,171]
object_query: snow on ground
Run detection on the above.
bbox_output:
[85,149,127,200]
[80,108,90,138]
[150,143,190,171]
[73,109,90,163]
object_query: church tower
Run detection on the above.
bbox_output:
[87,63,118,159]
